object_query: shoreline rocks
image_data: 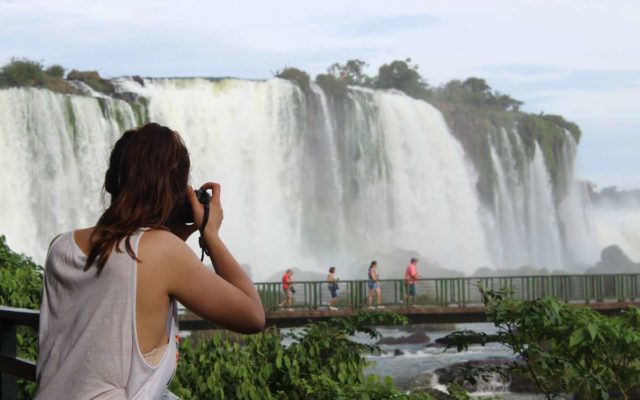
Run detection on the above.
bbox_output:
[377,332,430,345]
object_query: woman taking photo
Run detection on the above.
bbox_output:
[35,123,265,399]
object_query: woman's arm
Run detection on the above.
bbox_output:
[157,183,265,333]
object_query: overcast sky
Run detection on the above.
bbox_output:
[1,0,638,189]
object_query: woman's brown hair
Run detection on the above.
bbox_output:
[85,123,191,271]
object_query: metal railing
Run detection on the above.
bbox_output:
[255,273,640,310]
[1,273,639,399]
[0,306,38,400]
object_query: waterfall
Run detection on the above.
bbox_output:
[557,131,600,266]
[0,78,615,279]
[0,88,134,261]
[488,129,567,270]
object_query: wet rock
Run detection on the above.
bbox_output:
[377,332,430,345]
[393,348,404,356]
[435,333,500,346]
[509,371,541,393]
[435,358,544,394]
[67,70,115,94]
[132,75,145,86]
[435,357,511,392]
[425,342,446,349]
[403,372,436,391]
[113,92,139,103]
[399,323,455,333]
[586,245,640,274]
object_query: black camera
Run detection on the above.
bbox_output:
[290,286,296,294]
[194,188,211,205]
[168,188,211,224]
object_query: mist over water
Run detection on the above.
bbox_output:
[0,78,634,280]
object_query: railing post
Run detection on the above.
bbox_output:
[1,319,18,400]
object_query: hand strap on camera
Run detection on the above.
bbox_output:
[198,201,210,262]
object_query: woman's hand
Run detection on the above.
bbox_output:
[187,182,223,236]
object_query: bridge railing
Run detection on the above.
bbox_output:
[255,273,640,310]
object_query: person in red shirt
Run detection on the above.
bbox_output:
[403,258,420,306]
[278,269,294,311]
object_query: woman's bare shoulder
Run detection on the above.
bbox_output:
[138,229,200,268]
[139,229,190,254]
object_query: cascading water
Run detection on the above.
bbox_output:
[488,129,566,269]
[556,131,600,266]
[0,77,622,280]
[0,88,134,261]
[121,78,494,277]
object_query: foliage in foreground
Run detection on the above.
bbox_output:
[445,287,640,399]
[0,235,43,399]
[172,312,445,400]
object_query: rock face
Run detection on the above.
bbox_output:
[67,70,115,94]
[435,357,511,391]
[433,358,541,394]
[435,333,500,346]
[376,332,430,345]
[587,245,640,274]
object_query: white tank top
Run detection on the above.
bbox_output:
[35,230,179,399]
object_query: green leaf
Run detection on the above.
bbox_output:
[275,352,282,369]
[587,323,598,341]
[569,329,584,347]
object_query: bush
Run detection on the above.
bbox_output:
[275,67,311,93]
[0,58,79,94]
[446,288,640,399]
[171,312,441,399]
[0,58,46,88]
[45,65,65,78]
[374,59,430,100]
[315,73,348,97]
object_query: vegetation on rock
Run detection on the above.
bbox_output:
[0,57,78,94]
[67,69,115,94]
[275,67,311,92]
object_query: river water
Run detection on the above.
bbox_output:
[361,323,545,399]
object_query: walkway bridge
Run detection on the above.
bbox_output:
[2,273,640,398]
[251,273,640,327]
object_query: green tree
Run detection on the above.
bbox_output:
[45,65,65,79]
[446,288,640,399]
[327,59,373,87]
[374,58,430,99]
[0,58,46,88]
[275,67,311,92]
[315,73,348,97]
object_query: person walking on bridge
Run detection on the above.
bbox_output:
[403,258,420,306]
[327,266,339,310]
[367,261,384,309]
[278,269,295,311]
